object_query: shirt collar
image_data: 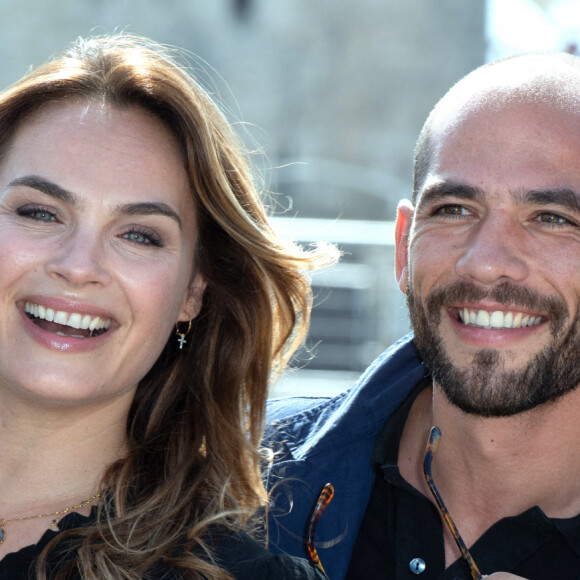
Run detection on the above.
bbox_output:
[371,375,580,560]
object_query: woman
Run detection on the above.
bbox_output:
[0,34,333,579]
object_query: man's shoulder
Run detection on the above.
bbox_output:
[264,334,426,575]
[265,334,425,457]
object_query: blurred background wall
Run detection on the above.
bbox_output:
[0,0,573,395]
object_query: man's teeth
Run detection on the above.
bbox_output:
[24,302,111,332]
[458,308,542,329]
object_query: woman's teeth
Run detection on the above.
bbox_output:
[25,301,111,335]
[458,308,542,329]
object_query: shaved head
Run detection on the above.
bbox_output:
[413,53,580,202]
[403,52,580,416]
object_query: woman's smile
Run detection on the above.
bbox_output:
[19,297,117,353]
[25,301,112,338]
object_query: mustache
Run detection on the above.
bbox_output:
[421,280,568,334]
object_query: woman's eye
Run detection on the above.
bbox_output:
[17,206,57,221]
[121,228,164,247]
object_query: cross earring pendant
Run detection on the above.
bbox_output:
[178,334,187,349]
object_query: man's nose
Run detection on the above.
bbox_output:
[455,213,529,286]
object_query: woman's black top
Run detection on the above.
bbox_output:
[0,508,325,579]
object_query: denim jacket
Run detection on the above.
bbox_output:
[264,334,425,580]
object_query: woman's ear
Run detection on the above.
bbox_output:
[395,199,414,294]
[178,274,206,322]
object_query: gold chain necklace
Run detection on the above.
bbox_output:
[0,491,101,545]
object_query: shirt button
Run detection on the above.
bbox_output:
[409,558,426,574]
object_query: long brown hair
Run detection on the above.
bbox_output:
[0,34,334,579]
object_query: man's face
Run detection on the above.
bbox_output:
[396,101,580,416]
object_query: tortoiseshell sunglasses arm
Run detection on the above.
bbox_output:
[424,426,484,580]
[306,482,334,575]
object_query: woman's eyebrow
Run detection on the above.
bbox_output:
[9,175,77,206]
[114,202,183,229]
[8,174,183,229]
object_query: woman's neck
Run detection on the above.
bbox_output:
[0,391,129,515]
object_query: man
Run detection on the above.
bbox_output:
[265,52,580,580]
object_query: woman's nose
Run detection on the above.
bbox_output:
[44,229,111,287]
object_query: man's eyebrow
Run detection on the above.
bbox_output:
[516,188,580,213]
[416,181,484,210]
[418,183,580,215]
[9,174,183,229]
[8,175,78,206]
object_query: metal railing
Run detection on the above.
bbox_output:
[268,216,410,398]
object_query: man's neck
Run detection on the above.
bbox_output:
[398,383,580,565]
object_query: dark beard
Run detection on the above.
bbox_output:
[407,280,580,417]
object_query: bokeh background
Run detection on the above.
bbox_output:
[0,0,575,395]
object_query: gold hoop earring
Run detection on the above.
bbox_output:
[176,320,193,350]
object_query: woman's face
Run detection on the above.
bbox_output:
[0,100,204,407]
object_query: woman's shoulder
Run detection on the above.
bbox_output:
[146,528,326,580]
[0,508,324,580]
[212,530,326,580]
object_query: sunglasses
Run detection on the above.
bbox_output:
[306,425,486,579]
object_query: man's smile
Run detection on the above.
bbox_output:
[457,307,544,329]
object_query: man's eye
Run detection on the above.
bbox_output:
[434,205,470,217]
[536,213,571,226]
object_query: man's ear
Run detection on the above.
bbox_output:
[178,274,206,322]
[395,199,414,294]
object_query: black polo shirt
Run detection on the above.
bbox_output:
[346,379,580,580]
